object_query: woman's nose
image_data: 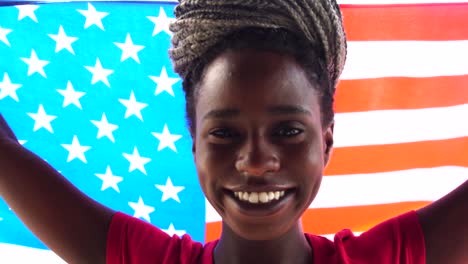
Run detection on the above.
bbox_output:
[235,137,280,177]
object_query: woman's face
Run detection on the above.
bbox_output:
[193,49,333,240]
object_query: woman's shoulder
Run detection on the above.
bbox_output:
[107,212,209,264]
[306,211,425,264]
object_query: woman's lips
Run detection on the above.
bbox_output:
[234,190,286,204]
[223,188,296,218]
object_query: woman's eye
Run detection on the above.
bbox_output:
[209,129,237,138]
[275,127,303,137]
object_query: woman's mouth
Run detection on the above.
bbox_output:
[233,191,286,204]
[223,188,295,218]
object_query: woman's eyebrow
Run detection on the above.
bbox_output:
[203,109,240,120]
[203,105,311,120]
[267,105,312,116]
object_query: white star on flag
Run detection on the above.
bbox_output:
[61,135,91,163]
[0,26,12,46]
[77,3,109,30]
[91,113,119,142]
[56,81,85,109]
[119,91,148,121]
[16,5,39,23]
[48,25,78,54]
[163,223,186,237]
[0,73,22,102]
[95,166,123,193]
[85,58,114,87]
[20,49,50,77]
[27,104,56,133]
[114,33,145,64]
[155,177,185,203]
[123,147,151,175]
[128,196,155,222]
[152,124,182,152]
[147,7,175,36]
[149,67,179,97]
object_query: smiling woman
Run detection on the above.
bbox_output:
[194,49,327,244]
[0,0,467,264]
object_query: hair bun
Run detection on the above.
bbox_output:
[169,0,347,91]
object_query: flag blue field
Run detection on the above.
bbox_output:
[0,0,206,256]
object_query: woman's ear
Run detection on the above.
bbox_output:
[190,127,196,155]
[323,121,334,167]
[192,135,197,163]
[191,142,198,165]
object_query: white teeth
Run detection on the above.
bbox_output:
[248,192,259,203]
[268,192,275,200]
[234,191,287,204]
[259,192,269,203]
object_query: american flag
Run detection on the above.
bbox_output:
[0,0,467,262]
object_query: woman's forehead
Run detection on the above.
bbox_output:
[207,49,299,74]
[199,50,314,96]
[195,50,320,117]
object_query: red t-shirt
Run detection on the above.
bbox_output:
[106,211,425,263]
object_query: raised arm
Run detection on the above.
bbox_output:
[0,115,114,263]
[417,179,468,264]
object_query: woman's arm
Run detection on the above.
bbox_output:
[0,115,114,264]
[417,179,468,264]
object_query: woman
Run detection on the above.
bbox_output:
[0,0,467,263]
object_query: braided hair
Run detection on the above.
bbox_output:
[169,0,347,132]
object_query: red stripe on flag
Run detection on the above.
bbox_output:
[325,137,468,176]
[205,222,223,243]
[335,75,468,113]
[205,201,430,242]
[300,201,430,234]
[341,4,468,41]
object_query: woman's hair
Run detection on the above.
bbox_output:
[168,0,347,133]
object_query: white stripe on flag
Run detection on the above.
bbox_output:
[342,41,468,80]
[334,104,468,147]
[0,243,65,264]
[313,166,468,208]
[205,166,468,223]
[320,232,363,240]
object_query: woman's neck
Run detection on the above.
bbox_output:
[213,222,313,264]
